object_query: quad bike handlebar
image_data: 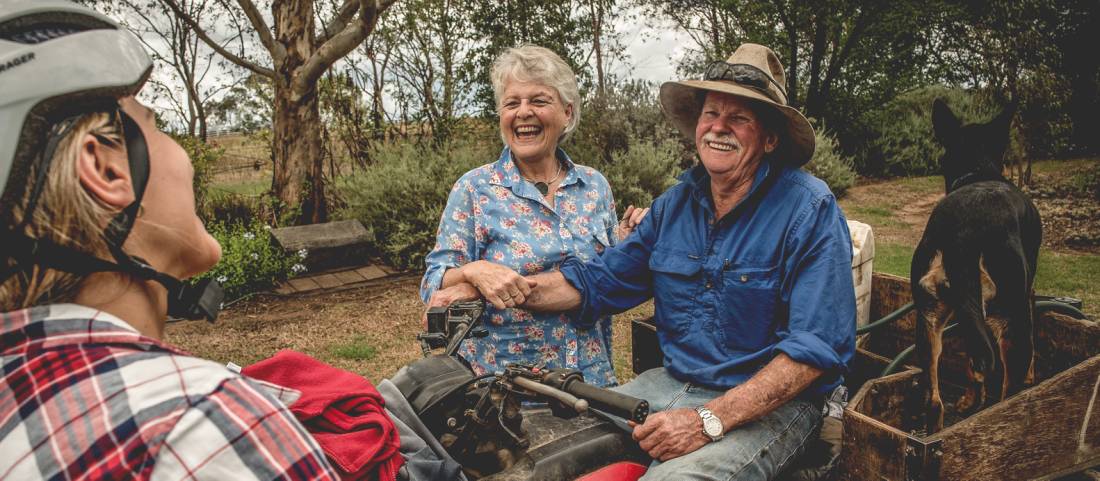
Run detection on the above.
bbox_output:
[397,300,656,479]
[418,299,649,422]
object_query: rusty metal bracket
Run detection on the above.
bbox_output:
[905,437,943,481]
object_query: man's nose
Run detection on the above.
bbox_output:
[707,119,731,134]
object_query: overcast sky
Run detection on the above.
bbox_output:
[136,6,700,131]
[607,11,695,86]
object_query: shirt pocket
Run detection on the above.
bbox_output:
[717,263,782,353]
[648,251,703,333]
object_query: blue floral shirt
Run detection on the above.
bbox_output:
[421,147,620,386]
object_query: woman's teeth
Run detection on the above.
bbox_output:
[515,125,542,138]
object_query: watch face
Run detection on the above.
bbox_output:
[703,416,723,437]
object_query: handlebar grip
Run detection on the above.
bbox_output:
[513,377,589,413]
[563,380,649,424]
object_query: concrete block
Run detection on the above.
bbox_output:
[287,277,322,292]
[354,265,388,281]
[333,269,367,285]
[270,220,371,271]
[312,273,343,289]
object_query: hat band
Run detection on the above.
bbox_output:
[703,62,788,105]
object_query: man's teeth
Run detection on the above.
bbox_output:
[516,126,541,135]
[707,141,736,152]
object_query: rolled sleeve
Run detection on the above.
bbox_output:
[419,177,478,303]
[559,202,661,327]
[773,330,844,373]
[775,195,856,383]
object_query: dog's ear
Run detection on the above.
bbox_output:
[932,98,960,145]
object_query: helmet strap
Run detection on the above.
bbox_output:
[2,108,223,322]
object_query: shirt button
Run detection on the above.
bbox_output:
[740,274,749,282]
[705,281,713,289]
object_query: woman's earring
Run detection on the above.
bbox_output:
[136,205,145,218]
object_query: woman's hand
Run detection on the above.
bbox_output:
[423,283,481,328]
[616,205,650,241]
[427,282,481,308]
[461,260,537,310]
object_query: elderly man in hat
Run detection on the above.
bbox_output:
[431,43,854,480]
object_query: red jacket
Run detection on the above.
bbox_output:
[244,350,403,481]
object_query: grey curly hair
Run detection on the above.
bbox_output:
[490,45,581,143]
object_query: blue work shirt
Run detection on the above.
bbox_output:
[560,162,855,396]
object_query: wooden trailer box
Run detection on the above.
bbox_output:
[839,274,1100,481]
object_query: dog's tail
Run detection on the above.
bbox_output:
[941,246,999,377]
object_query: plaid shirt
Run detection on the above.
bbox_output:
[0,304,338,481]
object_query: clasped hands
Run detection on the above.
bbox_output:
[428,260,532,311]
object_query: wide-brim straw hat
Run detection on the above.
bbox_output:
[660,43,816,166]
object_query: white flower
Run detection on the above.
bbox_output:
[243,232,255,240]
[297,248,308,259]
[263,225,272,231]
[216,275,228,283]
[250,252,259,260]
[291,263,306,274]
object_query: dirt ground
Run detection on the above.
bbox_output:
[168,275,655,383]
[1026,163,1100,254]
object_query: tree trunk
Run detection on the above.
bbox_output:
[270,0,326,224]
[271,81,326,224]
[805,13,827,115]
[590,0,606,97]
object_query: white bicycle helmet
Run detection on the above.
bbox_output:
[0,0,222,321]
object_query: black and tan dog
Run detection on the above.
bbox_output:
[911,99,1042,433]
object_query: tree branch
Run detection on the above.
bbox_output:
[235,0,286,63]
[158,0,275,79]
[317,0,360,46]
[295,0,396,95]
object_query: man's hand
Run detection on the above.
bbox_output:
[616,205,650,241]
[460,260,537,309]
[629,408,711,461]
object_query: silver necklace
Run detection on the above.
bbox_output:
[525,162,562,196]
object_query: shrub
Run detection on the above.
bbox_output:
[1070,161,1100,200]
[568,80,685,168]
[804,126,857,197]
[335,140,495,271]
[193,220,304,300]
[174,134,224,217]
[867,85,1007,177]
[204,191,263,226]
[599,134,682,212]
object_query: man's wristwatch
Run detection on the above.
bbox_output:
[695,406,724,442]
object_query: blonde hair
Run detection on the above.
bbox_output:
[1,112,125,310]
[490,44,581,142]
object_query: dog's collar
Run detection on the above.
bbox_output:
[949,171,1004,192]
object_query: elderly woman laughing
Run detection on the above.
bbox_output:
[419,45,645,386]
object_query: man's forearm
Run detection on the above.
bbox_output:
[521,272,582,312]
[706,353,823,433]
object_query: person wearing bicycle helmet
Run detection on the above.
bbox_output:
[0,2,337,479]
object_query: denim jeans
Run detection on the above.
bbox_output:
[611,368,822,481]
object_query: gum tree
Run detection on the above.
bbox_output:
[162,0,396,223]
